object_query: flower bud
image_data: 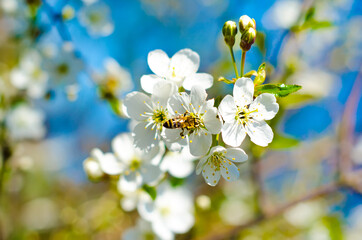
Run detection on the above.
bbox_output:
[240,28,256,51]
[239,15,256,32]
[222,21,238,47]
[83,157,104,181]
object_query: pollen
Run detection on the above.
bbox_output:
[214,180,217,183]
[232,157,235,160]
[212,173,215,176]
[226,171,229,174]
[190,140,193,143]
[227,177,230,180]
[205,133,207,136]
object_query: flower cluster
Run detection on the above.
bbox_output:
[84,45,281,239]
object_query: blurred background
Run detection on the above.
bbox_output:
[0,0,361,239]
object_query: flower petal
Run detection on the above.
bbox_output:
[218,95,237,122]
[189,130,212,156]
[225,148,248,163]
[204,107,222,134]
[190,86,207,112]
[148,49,170,77]
[112,133,135,164]
[202,162,221,186]
[196,156,208,175]
[166,212,195,234]
[167,92,190,115]
[140,163,163,185]
[183,73,213,90]
[133,122,159,151]
[152,219,174,240]
[221,121,246,147]
[233,77,254,107]
[249,93,279,120]
[118,173,142,192]
[161,152,195,178]
[98,153,124,175]
[123,91,152,121]
[152,80,178,103]
[170,48,200,78]
[220,161,239,182]
[245,120,273,147]
[140,74,163,94]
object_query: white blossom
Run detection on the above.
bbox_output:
[78,1,114,37]
[44,44,83,86]
[196,146,247,186]
[99,133,164,192]
[5,105,46,141]
[10,50,48,99]
[141,49,213,94]
[138,183,194,240]
[218,77,279,147]
[94,58,133,96]
[164,86,222,156]
[123,81,177,151]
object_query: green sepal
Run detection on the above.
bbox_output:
[142,184,157,200]
[254,83,302,97]
[243,70,257,78]
[254,63,266,85]
[218,76,235,84]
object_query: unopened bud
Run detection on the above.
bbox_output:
[240,28,256,51]
[239,15,256,32]
[222,21,238,47]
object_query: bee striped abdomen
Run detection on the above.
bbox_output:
[163,119,182,129]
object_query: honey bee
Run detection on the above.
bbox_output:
[163,112,200,137]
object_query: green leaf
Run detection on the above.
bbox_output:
[169,177,185,187]
[269,134,300,150]
[254,83,302,97]
[142,184,157,200]
[254,63,266,85]
[305,7,315,22]
[279,94,317,108]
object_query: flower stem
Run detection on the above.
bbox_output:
[228,46,239,78]
[241,51,246,76]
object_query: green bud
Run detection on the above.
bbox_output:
[222,21,238,47]
[239,15,256,32]
[240,28,257,51]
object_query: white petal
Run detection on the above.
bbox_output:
[233,77,254,107]
[140,163,163,184]
[249,93,279,120]
[183,73,213,90]
[148,49,170,77]
[218,95,237,122]
[190,86,207,111]
[170,48,200,78]
[162,128,183,143]
[161,153,195,178]
[225,148,248,163]
[189,130,212,156]
[112,133,135,163]
[245,120,273,147]
[118,174,142,192]
[220,161,239,182]
[98,153,124,175]
[120,195,138,212]
[204,107,222,134]
[152,80,178,102]
[123,91,152,121]
[140,74,163,94]
[152,219,174,240]
[133,122,159,151]
[10,69,28,88]
[166,212,195,233]
[202,162,221,186]
[196,156,208,175]
[221,122,246,147]
[167,92,190,115]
